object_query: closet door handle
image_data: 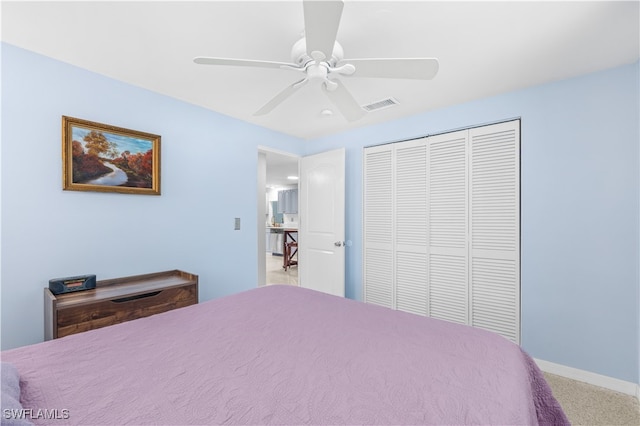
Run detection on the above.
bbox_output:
[334,241,344,247]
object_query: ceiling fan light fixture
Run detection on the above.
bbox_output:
[193,0,438,122]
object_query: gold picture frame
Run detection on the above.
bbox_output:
[62,116,161,195]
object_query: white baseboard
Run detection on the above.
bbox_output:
[535,358,640,401]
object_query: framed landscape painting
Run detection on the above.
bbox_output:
[62,116,161,195]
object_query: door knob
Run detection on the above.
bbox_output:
[334,241,344,247]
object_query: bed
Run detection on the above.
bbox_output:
[1,285,568,425]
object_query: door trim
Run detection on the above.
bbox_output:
[257,146,300,287]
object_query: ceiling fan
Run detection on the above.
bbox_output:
[193,0,439,122]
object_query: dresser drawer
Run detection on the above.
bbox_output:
[45,270,199,340]
[56,284,197,338]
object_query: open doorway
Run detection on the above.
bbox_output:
[257,148,300,287]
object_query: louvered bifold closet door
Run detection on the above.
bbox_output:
[428,130,469,325]
[363,145,394,308]
[469,121,520,343]
[394,139,428,316]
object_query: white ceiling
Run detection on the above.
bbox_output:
[2,1,638,142]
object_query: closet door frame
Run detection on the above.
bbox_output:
[363,119,520,343]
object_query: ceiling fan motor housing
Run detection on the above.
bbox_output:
[291,37,343,67]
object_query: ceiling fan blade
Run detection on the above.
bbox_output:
[254,78,308,116]
[340,58,439,80]
[303,0,344,60]
[322,79,365,122]
[194,57,299,70]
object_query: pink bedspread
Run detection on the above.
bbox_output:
[2,285,567,425]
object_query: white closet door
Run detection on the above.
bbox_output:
[363,120,520,343]
[469,121,520,342]
[394,139,428,316]
[363,145,394,308]
[427,130,469,325]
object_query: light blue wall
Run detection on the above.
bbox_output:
[0,43,304,350]
[306,62,640,384]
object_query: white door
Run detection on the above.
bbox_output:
[428,130,469,325]
[299,148,345,297]
[363,144,394,307]
[469,121,520,342]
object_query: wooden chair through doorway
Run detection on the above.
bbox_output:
[283,230,298,271]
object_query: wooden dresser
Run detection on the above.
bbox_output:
[44,270,198,340]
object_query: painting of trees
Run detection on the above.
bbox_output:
[112,149,154,187]
[72,129,155,187]
[63,116,160,195]
[84,130,119,159]
[71,140,112,183]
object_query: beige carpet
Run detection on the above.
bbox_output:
[544,373,640,425]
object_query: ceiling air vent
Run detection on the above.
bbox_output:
[362,97,399,112]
